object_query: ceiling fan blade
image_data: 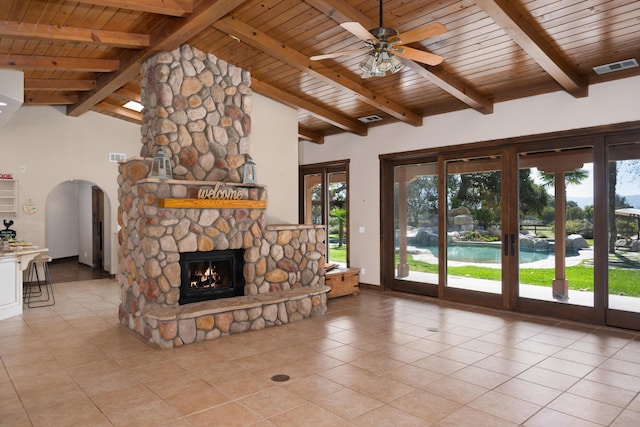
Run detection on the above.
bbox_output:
[389,23,447,45]
[340,21,377,43]
[391,46,444,66]
[310,47,370,61]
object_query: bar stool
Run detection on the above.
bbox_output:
[24,254,55,308]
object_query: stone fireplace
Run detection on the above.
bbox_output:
[117,45,328,348]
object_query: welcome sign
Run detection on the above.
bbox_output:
[197,184,243,200]
[158,183,266,209]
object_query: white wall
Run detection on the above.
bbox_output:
[250,93,299,224]
[0,93,300,274]
[0,70,23,128]
[0,106,140,274]
[45,182,80,259]
[299,76,640,286]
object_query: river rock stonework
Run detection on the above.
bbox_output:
[117,45,329,348]
[140,44,252,182]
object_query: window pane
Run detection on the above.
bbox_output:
[394,163,439,284]
[445,157,502,294]
[328,171,347,266]
[608,143,640,313]
[518,149,594,306]
[303,173,322,225]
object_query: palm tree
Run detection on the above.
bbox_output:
[538,169,589,188]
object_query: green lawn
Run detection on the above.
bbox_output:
[397,254,640,297]
[328,245,347,264]
[335,243,640,297]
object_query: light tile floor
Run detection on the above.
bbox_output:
[1,278,640,426]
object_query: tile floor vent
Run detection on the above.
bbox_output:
[358,115,383,123]
[109,153,127,163]
[593,58,638,75]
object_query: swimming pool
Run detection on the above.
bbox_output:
[426,243,551,264]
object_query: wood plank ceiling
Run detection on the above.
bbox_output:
[2,0,640,144]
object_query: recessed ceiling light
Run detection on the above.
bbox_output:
[123,100,144,112]
[0,102,7,106]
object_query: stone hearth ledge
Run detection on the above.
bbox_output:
[141,286,330,349]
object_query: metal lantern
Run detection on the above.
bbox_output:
[150,147,172,179]
[242,157,257,184]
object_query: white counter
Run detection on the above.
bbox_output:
[0,248,48,320]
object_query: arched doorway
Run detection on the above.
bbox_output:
[45,180,111,273]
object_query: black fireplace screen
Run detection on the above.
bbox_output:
[179,249,245,305]
[188,259,230,288]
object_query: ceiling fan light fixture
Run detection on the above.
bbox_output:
[359,49,404,77]
[359,52,378,73]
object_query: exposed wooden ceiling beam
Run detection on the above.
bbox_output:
[214,16,422,127]
[0,20,149,48]
[1,55,119,72]
[405,62,493,114]
[95,101,143,124]
[25,94,79,105]
[307,0,493,115]
[299,126,324,144]
[476,0,587,98]
[24,79,97,91]
[251,77,367,136]
[114,87,141,102]
[67,0,251,117]
[73,0,192,17]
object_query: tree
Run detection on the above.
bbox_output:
[584,205,594,223]
[405,176,438,226]
[519,169,550,218]
[567,206,584,221]
[447,171,501,221]
[539,169,590,188]
[329,207,347,248]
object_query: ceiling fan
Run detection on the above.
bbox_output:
[310,0,447,77]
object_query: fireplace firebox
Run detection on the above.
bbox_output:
[179,249,245,305]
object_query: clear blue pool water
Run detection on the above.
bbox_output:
[426,244,550,264]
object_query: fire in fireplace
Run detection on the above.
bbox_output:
[179,249,245,305]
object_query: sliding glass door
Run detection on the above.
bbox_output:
[393,162,440,293]
[381,127,640,330]
[445,155,505,297]
[517,148,595,308]
[388,151,514,305]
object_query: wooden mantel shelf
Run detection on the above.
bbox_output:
[158,198,267,209]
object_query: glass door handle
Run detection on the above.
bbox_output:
[504,234,509,256]
[511,233,515,256]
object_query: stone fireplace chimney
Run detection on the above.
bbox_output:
[117,45,328,348]
[139,44,252,182]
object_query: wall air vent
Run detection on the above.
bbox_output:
[358,115,383,123]
[109,153,127,163]
[593,58,638,75]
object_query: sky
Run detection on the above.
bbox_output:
[529,162,640,208]
[533,162,639,198]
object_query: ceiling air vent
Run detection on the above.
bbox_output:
[358,115,383,123]
[593,58,638,75]
[109,153,127,163]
